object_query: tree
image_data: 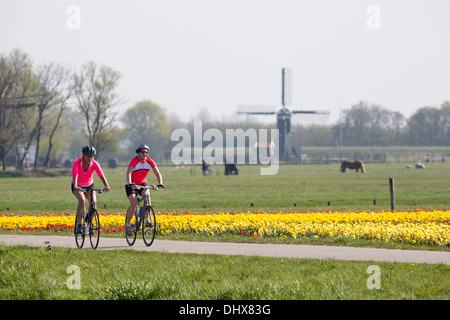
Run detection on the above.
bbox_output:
[42,101,67,167]
[0,49,35,170]
[73,61,124,155]
[389,111,407,145]
[27,62,71,168]
[121,100,171,161]
[336,101,371,146]
[407,102,450,146]
[334,101,406,146]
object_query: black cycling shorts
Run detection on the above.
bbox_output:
[125,184,148,197]
[71,183,94,193]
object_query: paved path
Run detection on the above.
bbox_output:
[1,234,449,265]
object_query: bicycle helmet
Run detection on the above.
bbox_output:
[136,144,149,154]
[82,145,96,156]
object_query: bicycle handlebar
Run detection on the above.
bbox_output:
[80,188,107,194]
[132,184,163,191]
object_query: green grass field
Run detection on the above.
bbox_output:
[1,162,449,301]
[1,244,448,300]
[1,162,450,214]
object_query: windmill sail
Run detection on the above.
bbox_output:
[282,68,293,107]
[291,110,329,114]
[237,105,276,115]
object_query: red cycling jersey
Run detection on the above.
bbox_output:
[126,156,156,185]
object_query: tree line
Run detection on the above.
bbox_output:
[1,48,449,170]
[291,100,450,148]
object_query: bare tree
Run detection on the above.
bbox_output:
[0,49,35,170]
[73,61,124,155]
[32,62,71,168]
[334,101,406,147]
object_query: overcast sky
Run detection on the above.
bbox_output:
[1,0,449,125]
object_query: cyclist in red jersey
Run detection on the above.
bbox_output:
[72,145,110,234]
[125,144,164,235]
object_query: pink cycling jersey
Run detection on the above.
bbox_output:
[72,158,104,187]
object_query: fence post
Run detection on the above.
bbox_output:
[389,178,395,211]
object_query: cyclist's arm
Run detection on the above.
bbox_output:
[126,165,135,187]
[100,175,110,192]
[72,158,81,191]
[152,166,163,187]
[73,176,81,192]
[92,161,110,191]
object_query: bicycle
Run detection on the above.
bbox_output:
[74,188,105,249]
[125,184,160,247]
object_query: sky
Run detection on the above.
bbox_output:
[1,0,449,125]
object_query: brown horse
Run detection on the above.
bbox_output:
[341,160,365,173]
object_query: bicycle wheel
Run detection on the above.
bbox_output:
[125,211,138,246]
[89,209,101,249]
[74,214,85,249]
[142,205,156,247]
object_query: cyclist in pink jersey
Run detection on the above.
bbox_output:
[124,144,164,235]
[72,145,110,234]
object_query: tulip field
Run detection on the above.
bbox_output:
[1,209,449,248]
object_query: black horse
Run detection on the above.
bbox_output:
[224,163,239,175]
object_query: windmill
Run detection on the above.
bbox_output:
[237,68,329,161]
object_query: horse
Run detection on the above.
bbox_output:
[224,163,239,175]
[341,160,365,173]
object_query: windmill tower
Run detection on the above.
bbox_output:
[237,68,329,161]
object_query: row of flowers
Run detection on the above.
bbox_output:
[1,210,449,246]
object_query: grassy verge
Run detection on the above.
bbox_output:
[1,244,448,300]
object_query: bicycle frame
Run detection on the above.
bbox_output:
[75,188,104,249]
[134,184,158,219]
[125,185,159,247]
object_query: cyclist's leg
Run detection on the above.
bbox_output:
[85,185,96,212]
[125,194,138,235]
[90,190,97,210]
[72,188,86,227]
[143,189,151,206]
[85,192,92,213]
[125,184,138,224]
[143,189,153,227]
